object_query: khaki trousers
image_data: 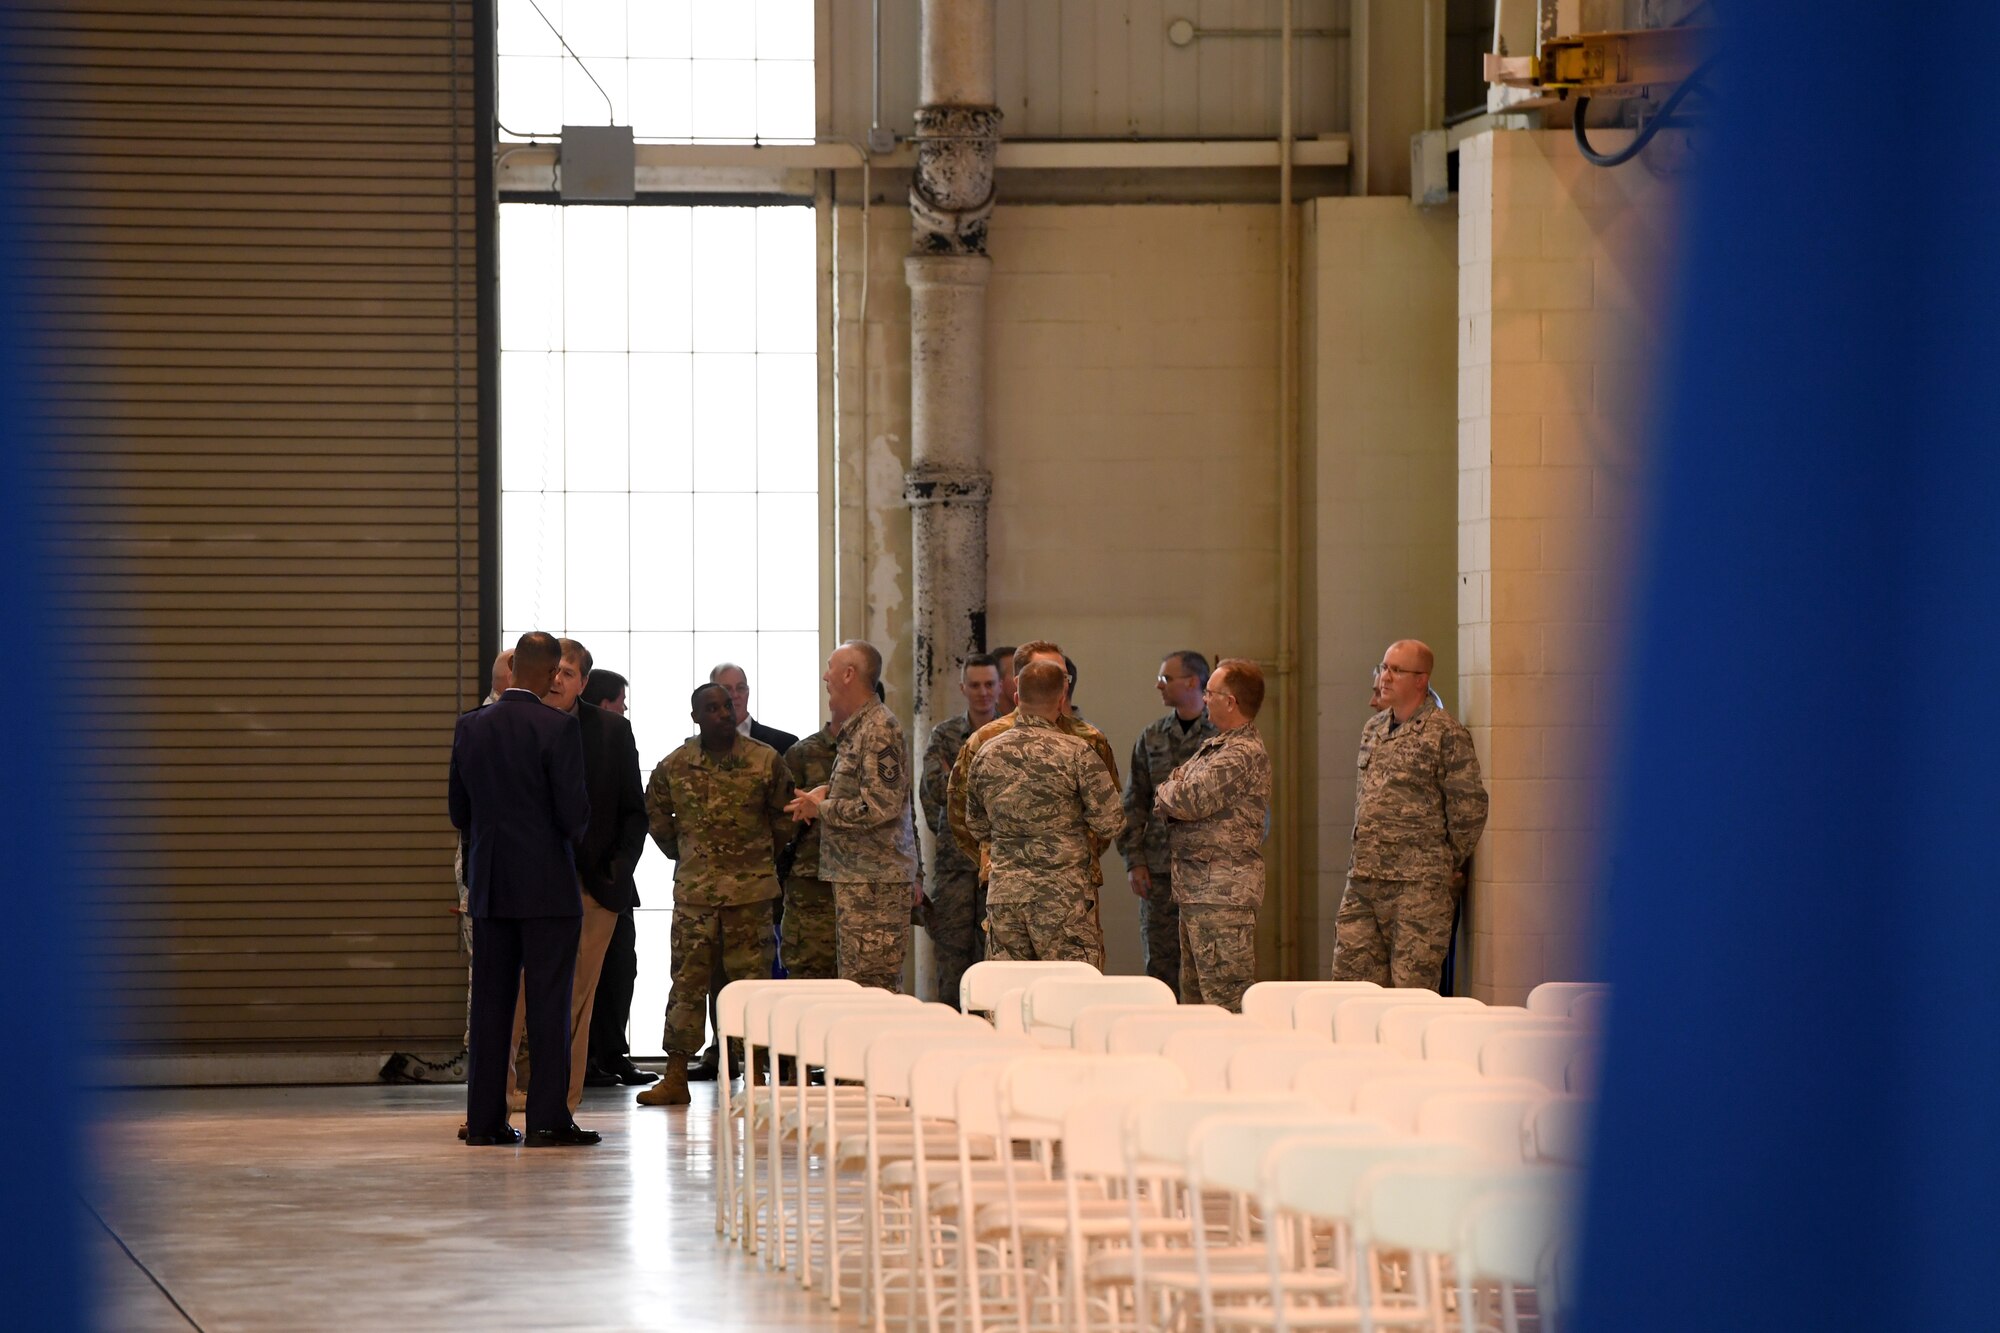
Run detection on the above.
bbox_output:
[508,891,619,1114]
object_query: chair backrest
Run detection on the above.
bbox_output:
[1262,1133,1473,1224]
[787,993,920,1062]
[1291,1049,1425,1112]
[1355,1159,1554,1252]
[1163,1027,1328,1092]
[1378,999,1500,1058]
[1332,992,1454,1044]
[908,1042,1035,1123]
[1103,1006,1237,1056]
[1127,1094,1318,1173]
[1057,1071,1203,1178]
[1072,1003,1180,1053]
[1025,974,1176,1036]
[1415,1089,1553,1163]
[1351,1068,1519,1133]
[1525,981,1607,1017]
[1189,1110,1363,1195]
[1567,990,1608,1028]
[1459,1175,1579,1287]
[1292,985,1418,1039]
[1526,1095,1592,1165]
[823,1007,980,1083]
[721,977,857,1040]
[766,991,903,1059]
[958,959,1098,1013]
[957,1050,1079,1139]
[1480,1029,1594,1092]
[1421,1011,1571,1068]
[1225,1037,1344,1093]
[1001,1053,1185,1139]
[740,979,865,1048]
[992,987,1030,1039]
[1239,980,1382,1030]
[865,1023,1009,1100]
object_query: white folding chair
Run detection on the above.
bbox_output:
[1524,981,1607,1017]
[1104,1006,1238,1057]
[1565,1046,1599,1095]
[1240,980,1382,1030]
[1164,1027,1330,1093]
[1024,974,1176,1046]
[1293,986,1434,1041]
[1415,1090,1553,1164]
[1457,1174,1580,1333]
[1292,1051,1426,1113]
[1072,1003,1184,1054]
[1332,993,1467,1045]
[722,979,859,1248]
[959,959,1098,1015]
[1419,1010,1571,1068]
[1351,1070,1541,1136]
[1566,990,1608,1029]
[1375,1000,1498,1059]
[1525,1096,1592,1166]
[1480,1029,1595,1093]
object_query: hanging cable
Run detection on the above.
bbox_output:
[1573,56,1715,168]
[523,0,615,124]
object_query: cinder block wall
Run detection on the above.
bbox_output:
[1456,130,1681,1001]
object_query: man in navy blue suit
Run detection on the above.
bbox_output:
[448,631,600,1148]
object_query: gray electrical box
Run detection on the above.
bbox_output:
[559,125,635,201]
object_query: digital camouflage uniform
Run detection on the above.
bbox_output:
[1334,700,1489,989]
[1156,723,1272,1012]
[819,697,919,992]
[780,727,840,980]
[647,735,793,1054]
[1120,709,1218,997]
[920,713,985,1008]
[948,707,1121,886]
[965,714,1125,967]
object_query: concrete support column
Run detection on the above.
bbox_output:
[905,0,998,997]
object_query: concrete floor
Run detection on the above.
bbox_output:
[89,1081,858,1332]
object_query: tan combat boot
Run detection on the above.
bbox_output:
[636,1052,690,1107]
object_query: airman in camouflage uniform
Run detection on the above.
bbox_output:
[965,661,1125,966]
[779,725,839,980]
[789,641,918,993]
[947,642,1121,887]
[1334,640,1488,989]
[1121,651,1219,997]
[639,683,794,1105]
[1157,659,1273,1012]
[919,653,1003,1008]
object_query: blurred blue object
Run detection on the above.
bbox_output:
[1576,3,2000,1328]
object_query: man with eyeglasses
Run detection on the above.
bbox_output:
[1334,640,1489,989]
[1154,658,1272,1012]
[1118,651,1218,996]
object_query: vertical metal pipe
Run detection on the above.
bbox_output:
[1276,0,1302,980]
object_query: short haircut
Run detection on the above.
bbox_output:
[1169,650,1211,687]
[839,639,883,687]
[1214,658,1265,718]
[691,681,729,710]
[1410,642,1436,673]
[581,669,627,707]
[558,637,593,677]
[709,661,746,685]
[960,651,1000,677]
[1013,640,1062,675]
[514,631,561,678]
[1017,659,1067,706]
[990,646,1017,674]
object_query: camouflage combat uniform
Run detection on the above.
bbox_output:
[1333,699,1488,989]
[780,727,840,980]
[948,707,1121,884]
[647,735,793,1055]
[1120,709,1218,997]
[965,713,1125,967]
[1156,722,1272,1012]
[920,713,985,1008]
[819,697,919,992]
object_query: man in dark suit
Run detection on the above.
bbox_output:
[448,631,599,1148]
[691,662,800,1079]
[577,669,655,1087]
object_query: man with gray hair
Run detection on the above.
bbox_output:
[1334,639,1489,989]
[786,640,918,991]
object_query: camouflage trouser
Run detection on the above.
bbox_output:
[1178,902,1257,1012]
[1331,875,1454,989]
[834,880,909,992]
[927,868,985,1010]
[782,876,838,980]
[665,902,777,1055]
[986,891,1104,969]
[1139,872,1181,997]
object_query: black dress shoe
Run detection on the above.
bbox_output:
[464,1126,523,1146]
[686,1051,719,1082]
[525,1123,602,1148]
[610,1057,658,1086]
[583,1060,621,1088]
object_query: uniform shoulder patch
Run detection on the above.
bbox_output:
[877,741,904,788]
